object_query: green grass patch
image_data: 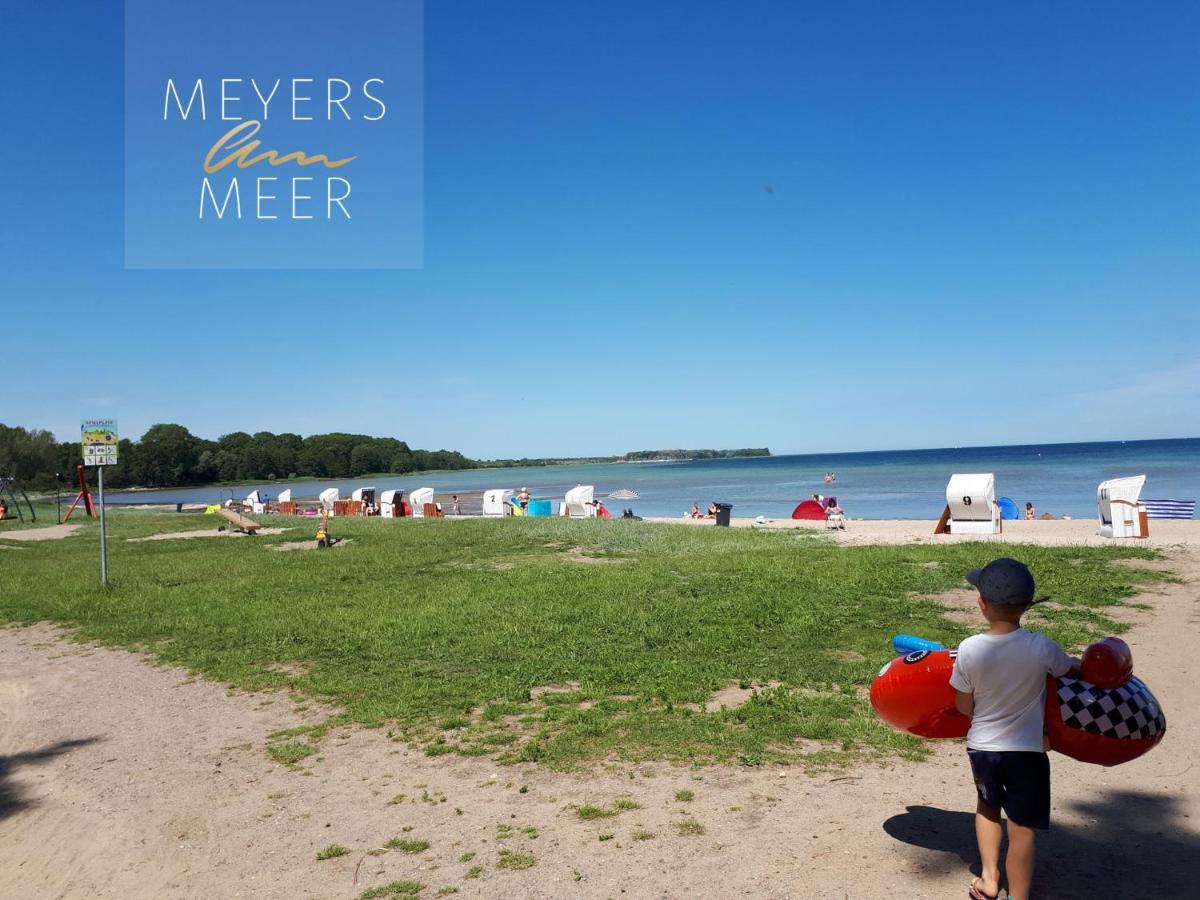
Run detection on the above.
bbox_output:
[384,838,430,853]
[575,805,616,820]
[674,789,694,802]
[674,818,706,836]
[267,742,315,766]
[0,512,1166,770]
[316,844,350,860]
[360,881,423,898]
[497,848,535,870]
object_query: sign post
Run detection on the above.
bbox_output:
[81,419,119,586]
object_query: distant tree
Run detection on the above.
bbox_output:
[137,423,203,486]
[350,443,384,476]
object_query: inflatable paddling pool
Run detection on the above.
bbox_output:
[870,636,1166,767]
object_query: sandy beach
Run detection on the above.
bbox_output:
[644,516,1200,550]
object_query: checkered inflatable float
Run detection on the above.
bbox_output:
[1044,674,1166,767]
[870,637,1167,767]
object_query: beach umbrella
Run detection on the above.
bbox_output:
[608,489,639,500]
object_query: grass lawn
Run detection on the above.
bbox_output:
[0,510,1166,769]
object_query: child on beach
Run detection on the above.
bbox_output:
[950,558,1078,900]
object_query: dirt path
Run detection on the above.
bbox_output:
[0,523,81,542]
[2,553,1197,899]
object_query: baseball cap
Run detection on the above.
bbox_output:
[965,557,1036,606]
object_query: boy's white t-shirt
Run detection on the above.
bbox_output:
[949,628,1074,753]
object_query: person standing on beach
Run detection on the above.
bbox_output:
[517,487,530,512]
[451,494,462,516]
[951,558,1078,900]
[1025,502,1036,520]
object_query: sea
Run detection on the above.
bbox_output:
[103,438,1198,520]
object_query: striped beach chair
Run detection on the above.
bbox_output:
[1140,499,1196,520]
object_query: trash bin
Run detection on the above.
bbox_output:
[714,502,733,527]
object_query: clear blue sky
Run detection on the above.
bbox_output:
[2,2,1196,458]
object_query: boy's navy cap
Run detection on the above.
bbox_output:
[965,557,1036,606]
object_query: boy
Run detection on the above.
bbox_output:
[949,558,1078,900]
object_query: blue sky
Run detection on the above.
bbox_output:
[2,2,1196,458]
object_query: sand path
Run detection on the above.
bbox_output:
[0,524,82,542]
[1,552,1197,899]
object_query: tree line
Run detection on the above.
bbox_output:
[0,423,474,491]
[1,423,770,492]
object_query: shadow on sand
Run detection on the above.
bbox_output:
[884,790,1200,899]
[0,737,102,821]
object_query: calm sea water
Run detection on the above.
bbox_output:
[105,438,1198,520]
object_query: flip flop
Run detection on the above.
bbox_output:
[968,877,1001,900]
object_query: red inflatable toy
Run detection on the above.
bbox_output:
[870,639,1166,767]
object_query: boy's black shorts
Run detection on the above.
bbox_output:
[967,750,1051,830]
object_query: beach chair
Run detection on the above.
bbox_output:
[482,489,514,517]
[937,474,1000,535]
[1097,475,1148,538]
[824,498,846,530]
[562,485,596,518]
[380,489,404,518]
[352,487,377,516]
[409,488,434,517]
[319,488,339,513]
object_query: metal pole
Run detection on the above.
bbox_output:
[98,466,108,586]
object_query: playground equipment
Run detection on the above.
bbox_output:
[0,475,36,524]
[482,489,514,516]
[216,508,262,534]
[63,464,97,522]
[315,511,338,548]
[1097,475,1148,539]
[934,473,1000,535]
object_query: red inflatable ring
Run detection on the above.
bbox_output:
[869,640,1166,767]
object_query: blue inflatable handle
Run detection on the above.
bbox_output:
[892,634,945,655]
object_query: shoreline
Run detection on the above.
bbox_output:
[23,507,1193,551]
[642,515,1200,548]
